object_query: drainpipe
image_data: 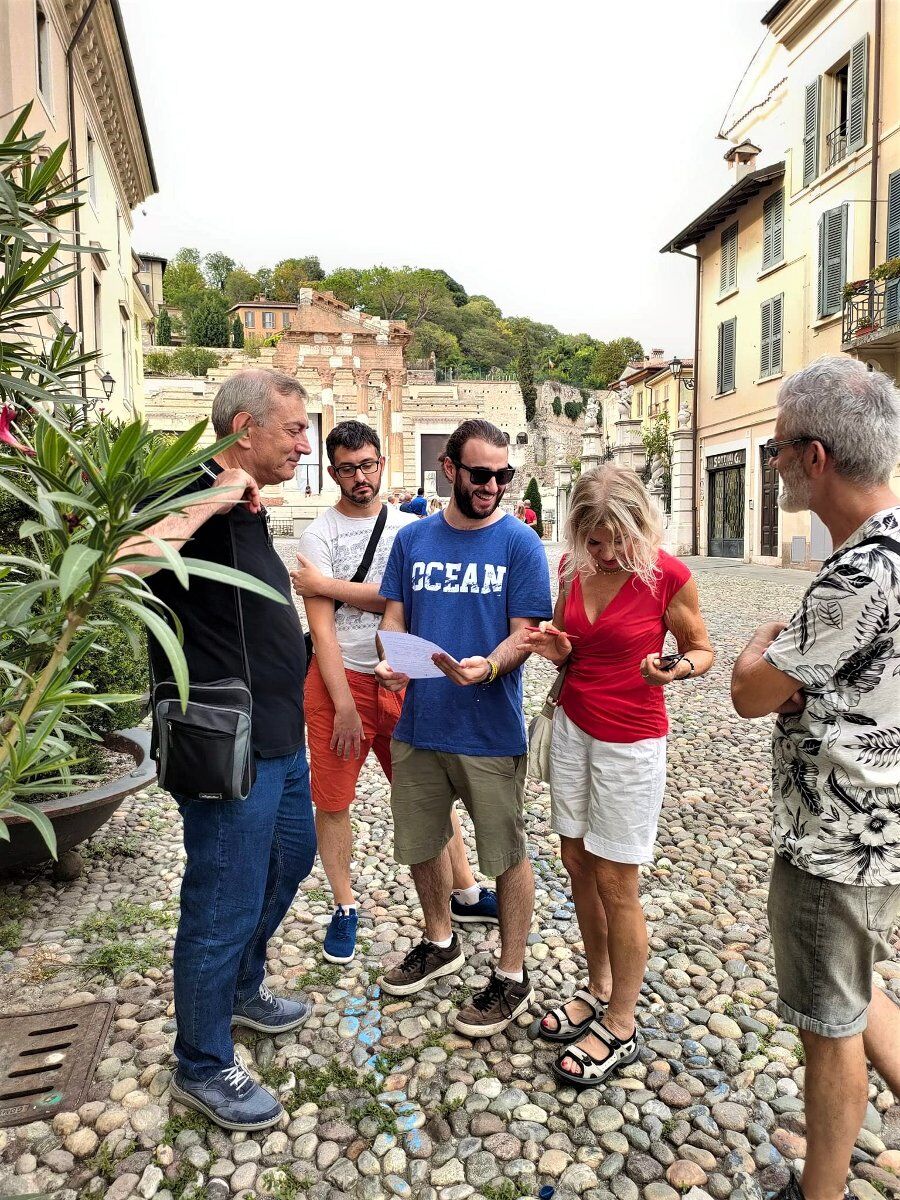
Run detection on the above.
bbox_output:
[672,248,701,556]
[868,0,882,282]
[66,0,102,401]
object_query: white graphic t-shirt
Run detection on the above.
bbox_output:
[764,506,900,886]
[298,504,416,674]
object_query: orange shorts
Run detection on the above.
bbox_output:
[304,656,405,812]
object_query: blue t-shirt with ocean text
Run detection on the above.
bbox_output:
[379,512,553,755]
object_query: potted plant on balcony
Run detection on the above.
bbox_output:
[0,105,284,873]
[873,258,900,284]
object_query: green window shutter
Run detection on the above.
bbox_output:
[718,318,736,394]
[770,294,783,375]
[803,78,821,187]
[762,191,784,269]
[887,170,900,260]
[847,36,868,153]
[720,224,737,293]
[760,300,772,378]
[886,171,900,324]
[717,324,724,394]
[818,207,847,318]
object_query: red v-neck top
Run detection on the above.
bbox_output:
[558,550,691,743]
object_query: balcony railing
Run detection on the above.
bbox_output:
[827,122,848,168]
[842,277,900,344]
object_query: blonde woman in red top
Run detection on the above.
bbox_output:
[523,465,714,1088]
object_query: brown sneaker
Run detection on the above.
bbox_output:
[379,934,465,996]
[453,967,534,1037]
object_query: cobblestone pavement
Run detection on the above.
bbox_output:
[1,551,899,1200]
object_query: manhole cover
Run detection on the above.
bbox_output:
[0,1000,114,1127]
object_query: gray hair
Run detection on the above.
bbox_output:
[777,356,900,486]
[211,369,308,437]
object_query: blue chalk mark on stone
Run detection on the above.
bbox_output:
[405,1129,425,1154]
[359,1026,382,1046]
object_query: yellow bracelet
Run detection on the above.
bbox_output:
[484,659,499,684]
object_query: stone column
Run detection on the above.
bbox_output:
[317,368,339,495]
[616,418,647,474]
[353,368,369,417]
[554,458,572,538]
[385,370,406,490]
[668,416,695,556]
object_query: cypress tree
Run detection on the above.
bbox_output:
[524,476,543,538]
[232,316,244,348]
[156,307,172,346]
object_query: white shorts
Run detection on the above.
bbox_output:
[548,707,667,864]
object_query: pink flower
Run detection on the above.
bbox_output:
[0,404,35,455]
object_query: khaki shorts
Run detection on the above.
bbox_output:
[389,740,527,878]
[768,852,900,1038]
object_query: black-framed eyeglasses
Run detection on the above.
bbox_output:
[333,458,382,479]
[453,461,516,486]
[763,436,830,463]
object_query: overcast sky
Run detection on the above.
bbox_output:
[122,0,768,356]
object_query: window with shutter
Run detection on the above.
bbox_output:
[886,171,900,325]
[720,224,738,294]
[717,318,736,395]
[818,206,847,318]
[847,36,868,152]
[762,191,784,269]
[770,295,783,376]
[760,301,772,379]
[803,79,821,187]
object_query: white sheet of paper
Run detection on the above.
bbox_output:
[378,631,454,679]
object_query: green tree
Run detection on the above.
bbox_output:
[524,477,543,538]
[517,335,537,423]
[224,268,261,305]
[590,337,644,388]
[187,293,230,348]
[162,247,207,314]
[407,321,462,368]
[156,307,172,346]
[552,396,562,417]
[203,251,236,291]
[434,269,468,307]
[231,316,244,348]
[270,257,326,301]
[255,266,273,296]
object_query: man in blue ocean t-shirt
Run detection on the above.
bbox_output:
[375,419,552,1039]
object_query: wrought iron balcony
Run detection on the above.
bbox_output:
[827,123,848,168]
[842,277,900,346]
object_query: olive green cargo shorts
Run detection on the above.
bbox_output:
[389,740,527,878]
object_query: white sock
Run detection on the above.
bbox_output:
[452,884,481,906]
[426,934,453,949]
[496,967,524,983]
[336,904,357,914]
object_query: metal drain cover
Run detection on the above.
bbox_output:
[0,1000,114,1127]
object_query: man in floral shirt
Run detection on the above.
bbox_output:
[732,357,900,1200]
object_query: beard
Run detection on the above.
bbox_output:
[339,474,381,508]
[777,458,812,513]
[454,474,503,520]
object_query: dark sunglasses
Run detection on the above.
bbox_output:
[453,461,516,486]
[763,436,831,463]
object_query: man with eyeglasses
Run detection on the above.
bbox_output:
[292,421,498,965]
[375,418,553,1037]
[126,369,317,1132]
[732,357,900,1200]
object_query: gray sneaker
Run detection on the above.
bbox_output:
[170,1052,283,1132]
[232,983,311,1033]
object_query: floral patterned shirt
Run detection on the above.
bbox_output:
[764,506,900,886]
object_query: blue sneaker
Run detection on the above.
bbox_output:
[450,887,499,925]
[170,1052,283,1132]
[231,984,311,1033]
[323,905,359,964]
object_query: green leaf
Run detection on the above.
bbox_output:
[178,559,288,604]
[57,544,102,601]
[116,597,189,706]
[3,800,57,859]
[19,519,45,538]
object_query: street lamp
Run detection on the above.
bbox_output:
[100,371,114,401]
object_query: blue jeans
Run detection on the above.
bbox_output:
[173,749,316,1079]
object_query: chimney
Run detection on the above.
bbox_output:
[651,348,664,360]
[724,140,761,183]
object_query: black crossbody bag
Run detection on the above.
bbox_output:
[152,517,255,802]
[303,504,389,668]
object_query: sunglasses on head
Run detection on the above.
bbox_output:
[453,461,516,486]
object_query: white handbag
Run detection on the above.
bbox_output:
[527,664,568,782]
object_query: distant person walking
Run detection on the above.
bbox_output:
[732,357,900,1200]
[375,419,552,1037]
[400,486,428,517]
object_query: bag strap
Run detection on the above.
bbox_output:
[541,663,568,717]
[333,504,389,616]
[821,533,900,573]
[228,517,252,690]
